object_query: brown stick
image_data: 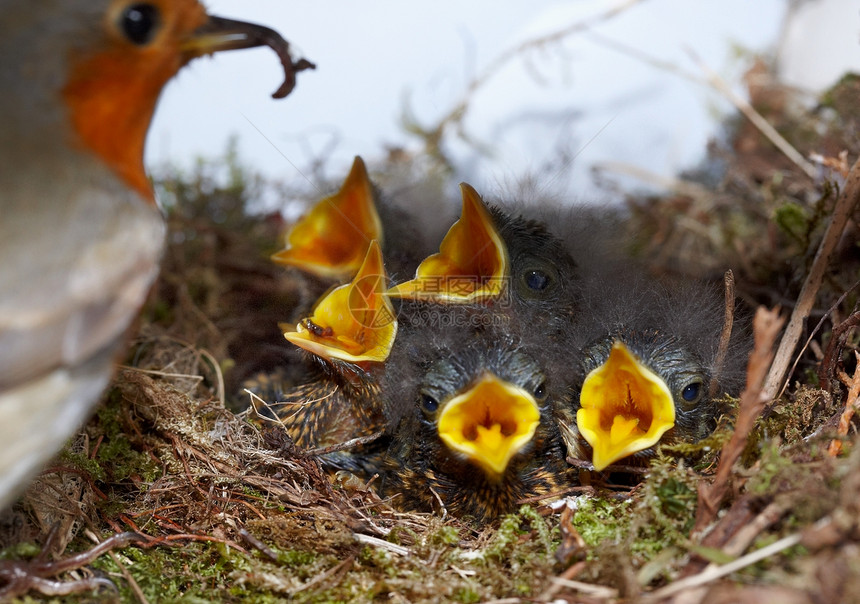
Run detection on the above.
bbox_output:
[693,307,785,534]
[828,351,860,456]
[710,270,736,398]
[765,157,860,399]
[818,309,860,391]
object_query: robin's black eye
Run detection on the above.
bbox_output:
[534,381,547,401]
[120,3,160,45]
[524,269,551,291]
[421,394,439,413]
[681,382,702,403]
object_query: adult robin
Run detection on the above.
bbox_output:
[0,0,312,510]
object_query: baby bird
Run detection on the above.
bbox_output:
[270,156,443,315]
[376,320,574,521]
[388,184,581,330]
[556,254,748,471]
[263,240,396,449]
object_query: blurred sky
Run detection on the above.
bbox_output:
[146,0,860,206]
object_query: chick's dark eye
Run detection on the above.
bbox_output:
[421,394,439,413]
[534,382,547,400]
[681,382,701,403]
[120,3,160,45]
[524,269,551,291]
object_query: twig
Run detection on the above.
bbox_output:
[416,0,647,159]
[644,532,802,601]
[198,348,226,407]
[828,351,860,456]
[551,577,619,599]
[301,431,384,457]
[710,270,736,398]
[719,497,794,558]
[239,528,280,563]
[117,366,205,383]
[566,456,649,474]
[766,157,860,398]
[292,556,355,595]
[819,307,860,390]
[592,161,715,202]
[693,307,785,533]
[539,561,587,601]
[686,49,817,180]
[516,485,594,505]
[351,533,410,557]
[83,530,149,604]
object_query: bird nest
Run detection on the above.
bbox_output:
[3,69,860,603]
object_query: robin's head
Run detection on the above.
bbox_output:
[1,0,311,200]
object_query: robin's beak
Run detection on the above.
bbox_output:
[284,240,397,363]
[437,373,540,479]
[182,15,315,98]
[272,157,382,280]
[576,341,676,471]
[387,183,508,303]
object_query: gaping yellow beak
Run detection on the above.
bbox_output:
[284,240,397,363]
[387,183,508,303]
[272,157,382,280]
[437,373,541,478]
[576,342,676,471]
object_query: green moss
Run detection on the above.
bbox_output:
[570,496,629,548]
[483,505,554,561]
[0,542,41,560]
[89,541,247,601]
[429,524,460,546]
[455,587,481,603]
[746,439,790,495]
[277,549,319,567]
[484,513,523,560]
[774,201,809,247]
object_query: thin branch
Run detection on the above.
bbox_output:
[765,157,860,397]
[710,270,736,398]
[351,533,411,557]
[592,161,715,202]
[645,533,802,601]
[693,306,785,533]
[686,49,817,180]
[417,0,647,147]
[550,577,619,599]
[818,307,860,391]
[828,351,860,456]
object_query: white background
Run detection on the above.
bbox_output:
[146,0,860,206]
